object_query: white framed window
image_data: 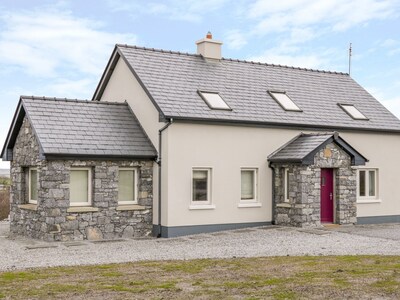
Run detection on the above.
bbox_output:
[339,104,368,120]
[118,168,138,205]
[29,168,38,204]
[198,91,231,110]
[268,91,302,112]
[241,168,257,202]
[192,168,211,205]
[284,168,290,203]
[357,168,378,201]
[69,168,92,206]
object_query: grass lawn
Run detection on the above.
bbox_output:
[0,256,400,299]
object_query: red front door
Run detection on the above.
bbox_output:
[320,168,334,223]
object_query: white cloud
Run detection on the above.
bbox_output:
[248,42,342,70]
[235,0,398,72]
[248,0,397,35]
[380,38,400,56]
[0,10,138,77]
[366,86,400,119]
[108,0,228,22]
[225,30,248,50]
[248,0,309,17]
[44,78,96,99]
[249,51,326,69]
[382,39,398,47]
[381,96,400,119]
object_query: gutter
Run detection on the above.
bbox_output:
[163,115,400,135]
[156,118,173,237]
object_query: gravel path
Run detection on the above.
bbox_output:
[1,222,400,271]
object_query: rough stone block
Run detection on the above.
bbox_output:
[86,227,103,240]
[62,220,79,231]
[49,189,65,199]
[48,208,61,217]
[48,224,61,233]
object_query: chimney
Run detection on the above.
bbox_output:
[196,31,223,60]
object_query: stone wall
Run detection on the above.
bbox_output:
[10,117,154,241]
[273,142,357,227]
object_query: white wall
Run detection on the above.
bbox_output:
[99,55,400,228]
[101,56,161,147]
[100,56,166,225]
[340,131,400,217]
[165,123,400,227]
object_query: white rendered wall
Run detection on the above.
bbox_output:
[340,131,400,218]
[100,56,167,225]
[98,56,400,227]
[165,122,400,227]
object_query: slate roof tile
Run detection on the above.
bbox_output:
[268,133,334,162]
[116,45,400,132]
[21,96,157,158]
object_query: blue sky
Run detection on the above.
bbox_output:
[1,0,400,168]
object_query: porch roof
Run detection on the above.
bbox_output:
[267,132,368,165]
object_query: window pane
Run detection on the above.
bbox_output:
[30,170,38,201]
[369,171,376,197]
[359,170,366,197]
[286,169,290,200]
[200,92,230,110]
[241,170,254,200]
[193,170,208,201]
[119,170,135,201]
[341,105,368,120]
[270,92,301,111]
[70,170,89,203]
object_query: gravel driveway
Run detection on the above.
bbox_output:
[1,222,400,271]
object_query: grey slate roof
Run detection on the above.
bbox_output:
[268,133,334,162]
[3,96,156,159]
[268,132,367,165]
[107,45,400,132]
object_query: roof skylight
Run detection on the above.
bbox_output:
[268,91,301,112]
[198,91,231,110]
[339,104,368,120]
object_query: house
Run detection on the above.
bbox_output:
[1,98,156,240]
[2,33,400,240]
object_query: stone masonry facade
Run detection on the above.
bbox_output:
[10,117,154,241]
[272,142,357,227]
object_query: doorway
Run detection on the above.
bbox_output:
[320,168,334,223]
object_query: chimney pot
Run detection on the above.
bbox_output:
[196,32,223,60]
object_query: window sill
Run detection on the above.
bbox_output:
[67,207,99,213]
[276,203,291,208]
[238,202,262,208]
[189,204,216,210]
[357,199,382,204]
[18,204,38,211]
[116,205,146,211]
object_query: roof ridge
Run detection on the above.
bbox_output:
[116,44,198,58]
[220,57,348,75]
[300,132,336,137]
[20,95,128,106]
[116,44,349,76]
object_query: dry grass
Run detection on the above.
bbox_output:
[0,176,10,220]
[0,256,400,299]
[0,186,10,221]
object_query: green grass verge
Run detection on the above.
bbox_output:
[0,256,399,299]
